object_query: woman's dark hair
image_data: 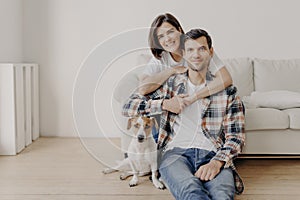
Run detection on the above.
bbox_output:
[148,13,184,59]
[180,29,212,50]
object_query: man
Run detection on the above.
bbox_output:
[122,29,245,199]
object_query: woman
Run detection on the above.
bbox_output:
[139,13,232,107]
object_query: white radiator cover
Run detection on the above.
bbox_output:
[0,63,39,155]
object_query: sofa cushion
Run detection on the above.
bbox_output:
[113,66,145,103]
[114,53,152,103]
[254,58,300,93]
[283,108,300,129]
[137,53,152,65]
[223,58,254,97]
[245,108,289,131]
[249,90,300,110]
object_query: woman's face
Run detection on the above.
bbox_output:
[156,22,182,53]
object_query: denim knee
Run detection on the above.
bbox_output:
[208,184,235,200]
[205,168,235,200]
[160,164,209,200]
[177,177,210,200]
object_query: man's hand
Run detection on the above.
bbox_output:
[162,94,187,114]
[172,66,188,74]
[194,160,225,181]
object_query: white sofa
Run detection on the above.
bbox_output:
[224,58,300,154]
[113,56,300,155]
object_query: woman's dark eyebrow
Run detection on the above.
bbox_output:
[166,28,175,32]
[157,27,174,37]
[157,33,163,38]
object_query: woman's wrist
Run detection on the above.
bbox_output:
[168,67,176,76]
[192,92,201,102]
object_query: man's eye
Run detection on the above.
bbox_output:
[167,30,174,35]
[145,125,151,129]
[199,47,206,51]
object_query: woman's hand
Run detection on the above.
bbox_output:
[182,94,198,107]
[172,66,188,74]
[162,94,188,114]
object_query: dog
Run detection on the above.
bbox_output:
[102,116,164,189]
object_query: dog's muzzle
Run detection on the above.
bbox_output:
[137,135,145,143]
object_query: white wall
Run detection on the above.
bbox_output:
[0,0,23,62]
[21,0,300,137]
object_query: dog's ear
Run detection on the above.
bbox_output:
[151,117,159,131]
[127,118,134,130]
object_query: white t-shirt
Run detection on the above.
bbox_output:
[166,79,217,152]
[143,51,224,76]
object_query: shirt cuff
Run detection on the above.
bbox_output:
[212,151,231,168]
[146,99,164,115]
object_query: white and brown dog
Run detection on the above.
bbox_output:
[103,116,164,189]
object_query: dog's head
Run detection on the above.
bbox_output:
[127,116,158,143]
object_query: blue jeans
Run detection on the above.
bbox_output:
[159,148,235,200]
[152,125,158,143]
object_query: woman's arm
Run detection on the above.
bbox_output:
[183,67,233,105]
[199,66,232,98]
[138,66,187,95]
[123,75,178,117]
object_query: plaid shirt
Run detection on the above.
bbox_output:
[122,72,245,194]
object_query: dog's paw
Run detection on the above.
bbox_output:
[129,181,138,187]
[129,178,138,187]
[120,172,131,180]
[102,168,114,174]
[153,179,165,190]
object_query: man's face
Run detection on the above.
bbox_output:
[183,36,213,72]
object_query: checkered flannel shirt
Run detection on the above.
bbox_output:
[122,72,245,194]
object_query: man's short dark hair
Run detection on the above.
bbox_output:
[180,29,212,50]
